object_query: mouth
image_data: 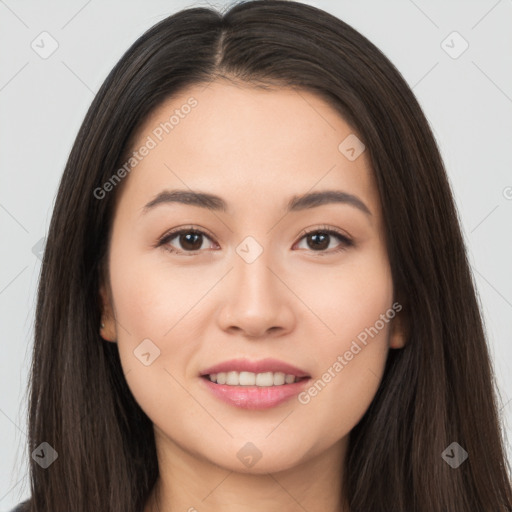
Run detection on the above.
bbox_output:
[198,358,311,410]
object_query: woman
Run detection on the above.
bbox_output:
[11,0,512,511]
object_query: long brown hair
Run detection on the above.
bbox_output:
[21,1,512,510]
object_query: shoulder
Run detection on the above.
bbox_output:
[8,500,30,512]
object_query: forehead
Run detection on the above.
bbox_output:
[116,79,379,220]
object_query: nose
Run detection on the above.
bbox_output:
[216,246,296,339]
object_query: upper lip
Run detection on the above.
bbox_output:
[200,358,310,378]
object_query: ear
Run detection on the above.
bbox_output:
[99,279,118,343]
[388,303,408,349]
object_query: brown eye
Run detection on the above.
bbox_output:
[295,227,353,254]
[305,232,330,251]
[159,228,215,255]
[175,232,204,251]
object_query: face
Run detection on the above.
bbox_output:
[100,80,405,474]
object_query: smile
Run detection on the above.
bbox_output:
[200,374,311,410]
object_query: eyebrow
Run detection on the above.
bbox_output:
[142,189,372,217]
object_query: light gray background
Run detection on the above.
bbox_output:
[1,0,511,508]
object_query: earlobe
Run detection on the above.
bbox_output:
[100,321,117,343]
[388,308,408,349]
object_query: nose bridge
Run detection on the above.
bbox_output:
[233,234,279,306]
[217,233,294,337]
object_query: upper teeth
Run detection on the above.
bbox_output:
[208,371,298,386]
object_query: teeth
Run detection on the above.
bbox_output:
[273,372,285,385]
[239,371,255,385]
[226,371,239,385]
[207,371,301,386]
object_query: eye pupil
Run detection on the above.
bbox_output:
[180,232,202,251]
[308,232,329,251]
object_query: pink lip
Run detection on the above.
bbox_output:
[200,358,310,378]
[200,377,311,410]
[199,358,311,410]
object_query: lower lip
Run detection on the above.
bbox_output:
[200,376,311,410]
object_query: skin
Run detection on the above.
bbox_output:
[99,79,406,512]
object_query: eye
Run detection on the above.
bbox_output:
[294,225,353,255]
[157,224,353,256]
[158,226,217,255]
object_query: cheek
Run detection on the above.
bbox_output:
[295,318,392,453]
[108,230,196,341]
[296,246,394,429]
[292,239,394,353]
[107,233,216,421]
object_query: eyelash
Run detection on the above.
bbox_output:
[156,224,354,257]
